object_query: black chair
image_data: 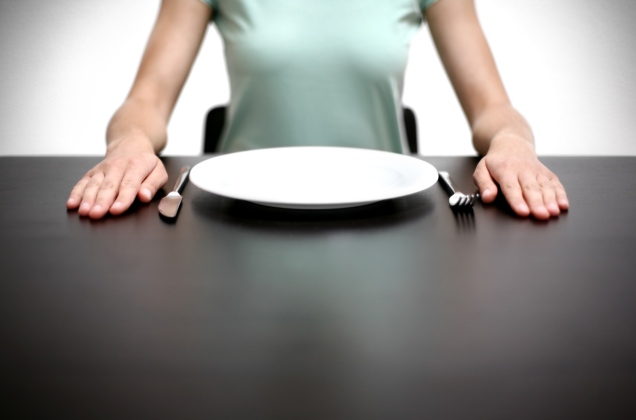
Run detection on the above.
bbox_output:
[204,106,418,154]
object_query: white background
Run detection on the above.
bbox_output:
[1,0,635,156]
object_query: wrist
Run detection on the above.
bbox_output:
[487,132,536,157]
[106,134,156,156]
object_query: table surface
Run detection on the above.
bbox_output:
[1,155,635,418]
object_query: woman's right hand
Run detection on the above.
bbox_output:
[66,137,168,219]
[65,0,211,219]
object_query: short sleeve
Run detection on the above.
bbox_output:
[419,0,439,11]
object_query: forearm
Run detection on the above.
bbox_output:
[426,1,533,157]
[106,97,169,155]
[105,0,212,156]
[471,103,535,157]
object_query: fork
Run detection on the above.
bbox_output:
[438,171,479,210]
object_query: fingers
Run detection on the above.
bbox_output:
[89,163,126,218]
[537,173,560,217]
[518,171,571,219]
[77,172,105,217]
[473,160,498,203]
[497,172,531,218]
[109,160,168,215]
[107,161,148,215]
[479,155,569,220]
[138,160,168,203]
[68,155,167,219]
[552,175,570,211]
[517,172,551,220]
[67,176,91,209]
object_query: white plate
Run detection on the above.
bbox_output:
[190,146,438,209]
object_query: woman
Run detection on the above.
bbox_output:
[66,0,569,220]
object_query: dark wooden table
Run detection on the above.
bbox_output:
[1,156,635,418]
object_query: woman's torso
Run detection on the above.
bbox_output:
[203,0,435,153]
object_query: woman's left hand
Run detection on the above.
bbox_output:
[473,137,569,219]
[426,0,569,219]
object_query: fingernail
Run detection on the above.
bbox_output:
[548,203,560,213]
[483,188,491,197]
[80,203,90,212]
[111,202,122,211]
[142,188,152,200]
[518,203,530,214]
[67,198,77,206]
[92,205,102,214]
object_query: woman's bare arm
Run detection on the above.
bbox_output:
[67,0,212,219]
[426,0,568,219]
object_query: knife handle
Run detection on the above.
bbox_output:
[172,166,190,193]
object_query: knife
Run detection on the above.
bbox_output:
[158,166,190,219]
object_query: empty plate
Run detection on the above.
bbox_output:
[190,146,438,209]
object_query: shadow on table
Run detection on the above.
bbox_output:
[451,207,476,233]
[191,190,435,233]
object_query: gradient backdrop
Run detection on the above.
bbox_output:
[1,0,635,156]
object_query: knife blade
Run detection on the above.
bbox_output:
[158,166,190,219]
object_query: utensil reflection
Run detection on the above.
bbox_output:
[452,207,476,233]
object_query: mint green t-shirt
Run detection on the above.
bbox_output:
[200,0,438,153]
